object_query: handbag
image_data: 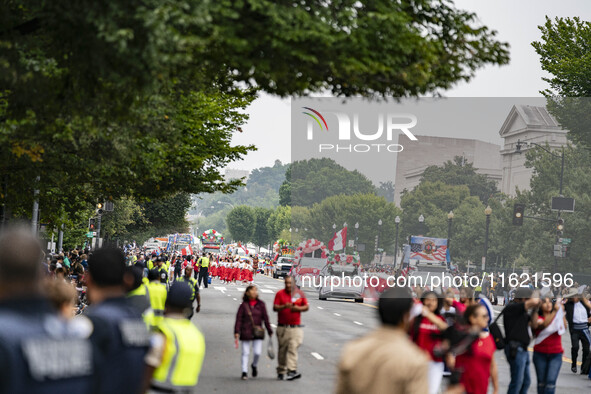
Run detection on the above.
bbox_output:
[489,308,506,350]
[246,303,265,340]
[267,337,275,359]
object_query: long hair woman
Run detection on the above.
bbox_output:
[532,297,566,394]
[410,290,448,394]
[453,304,498,394]
[234,285,273,380]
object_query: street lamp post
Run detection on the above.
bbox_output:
[394,216,401,267]
[516,140,565,272]
[377,219,383,263]
[483,206,492,271]
[447,211,454,268]
[354,222,359,251]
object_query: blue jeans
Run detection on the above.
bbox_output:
[532,352,562,394]
[505,344,531,394]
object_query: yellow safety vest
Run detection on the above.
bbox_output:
[199,257,210,268]
[177,276,198,301]
[152,318,206,390]
[148,260,155,270]
[147,282,167,326]
[128,283,148,297]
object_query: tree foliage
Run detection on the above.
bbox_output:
[281,158,376,207]
[421,156,499,204]
[226,205,256,243]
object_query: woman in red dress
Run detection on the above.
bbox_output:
[454,304,499,394]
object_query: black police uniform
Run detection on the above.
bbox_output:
[86,296,150,394]
[0,297,94,394]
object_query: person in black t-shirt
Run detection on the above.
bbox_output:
[502,288,540,394]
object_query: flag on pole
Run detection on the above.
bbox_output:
[181,245,193,256]
[328,227,347,251]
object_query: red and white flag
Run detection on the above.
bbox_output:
[181,245,193,256]
[328,226,347,251]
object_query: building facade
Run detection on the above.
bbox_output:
[499,105,568,196]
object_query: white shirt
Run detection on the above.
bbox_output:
[573,302,588,324]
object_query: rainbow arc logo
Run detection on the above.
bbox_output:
[302,107,329,131]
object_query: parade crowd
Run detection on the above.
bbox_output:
[0,228,591,393]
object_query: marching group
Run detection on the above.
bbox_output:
[1,227,591,393]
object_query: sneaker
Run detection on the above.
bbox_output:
[571,364,577,373]
[241,372,248,380]
[286,370,302,381]
[251,364,258,378]
[277,374,284,380]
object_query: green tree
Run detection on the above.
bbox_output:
[100,197,145,242]
[267,206,291,243]
[377,181,395,203]
[251,207,274,247]
[226,205,255,243]
[421,156,499,203]
[281,158,376,207]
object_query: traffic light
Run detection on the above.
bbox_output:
[562,245,568,258]
[512,203,525,226]
[96,202,104,215]
[556,218,564,236]
[89,218,96,231]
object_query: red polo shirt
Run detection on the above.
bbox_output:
[274,289,308,325]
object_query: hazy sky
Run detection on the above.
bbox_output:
[228,0,591,173]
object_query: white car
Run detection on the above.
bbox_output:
[318,265,364,303]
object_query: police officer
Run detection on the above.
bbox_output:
[0,229,94,393]
[85,247,151,394]
[197,253,210,288]
[147,268,168,327]
[125,265,151,315]
[173,255,182,281]
[176,266,201,318]
[156,257,168,285]
[143,282,206,393]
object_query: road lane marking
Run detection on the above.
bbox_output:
[235,287,245,291]
[260,289,273,293]
[311,352,324,360]
[353,321,363,326]
[233,298,237,301]
[317,306,324,310]
[214,286,227,294]
[334,313,341,317]
[265,285,278,289]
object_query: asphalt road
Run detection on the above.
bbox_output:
[191,274,591,393]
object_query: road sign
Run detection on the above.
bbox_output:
[551,197,575,212]
[561,238,571,245]
[348,240,354,247]
[553,244,563,257]
[86,232,93,238]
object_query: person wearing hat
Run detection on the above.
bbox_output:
[564,288,591,373]
[146,268,168,328]
[176,266,201,319]
[143,282,206,393]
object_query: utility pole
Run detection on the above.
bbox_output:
[31,176,40,235]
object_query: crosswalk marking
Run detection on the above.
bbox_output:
[334,313,341,317]
[353,321,363,326]
[311,352,324,360]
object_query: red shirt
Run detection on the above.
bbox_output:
[533,316,563,354]
[414,316,444,361]
[274,289,308,325]
[456,333,495,394]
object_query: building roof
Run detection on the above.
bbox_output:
[499,105,562,137]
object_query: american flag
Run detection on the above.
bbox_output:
[410,236,447,262]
